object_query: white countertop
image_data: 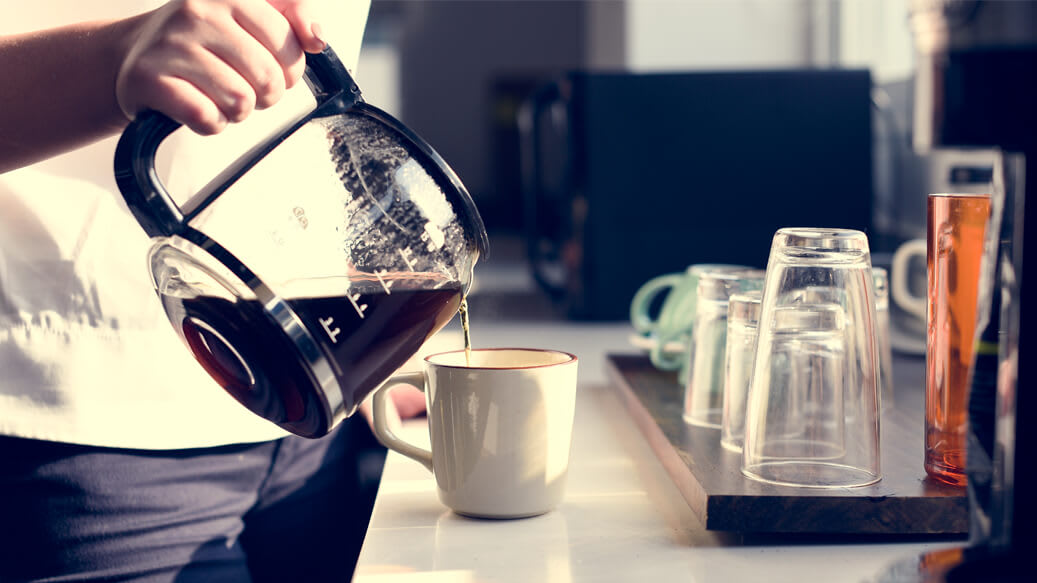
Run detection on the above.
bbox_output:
[353,322,963,583]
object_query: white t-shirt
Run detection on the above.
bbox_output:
[0,0,372,449]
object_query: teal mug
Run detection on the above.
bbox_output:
[630,264,755,375]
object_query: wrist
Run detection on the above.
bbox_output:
[101,13,151,128]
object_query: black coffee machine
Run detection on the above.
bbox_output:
[890,1,1037,580]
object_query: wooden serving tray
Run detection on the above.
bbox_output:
[606,353,968,535]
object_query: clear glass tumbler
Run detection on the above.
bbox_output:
[683,269,764,428]
[741,228,881,488]
[781,267,893,412]
[872,266,895,411]
[720,291,762,453]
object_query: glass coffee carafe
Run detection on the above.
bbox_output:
[114,47,489,438]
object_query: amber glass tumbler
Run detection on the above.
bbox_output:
[924,193,991,486]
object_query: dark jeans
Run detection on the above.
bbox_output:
[0,418,386,583]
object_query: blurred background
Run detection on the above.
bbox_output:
[347,2,1037,559]
[350,0,1033,323]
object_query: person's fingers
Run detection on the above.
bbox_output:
[390,385,427,420]
[268,0,326,54]
[119,39,261,128]
[117,49,227,134]
[358,388,413,433]
[116,0,324,129]
[228,0,306,98]
[203,30,291,110]
[145,79,230,135]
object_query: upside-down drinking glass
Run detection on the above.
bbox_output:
[741,228,882,488]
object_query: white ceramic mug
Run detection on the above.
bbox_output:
[890,238,928,321]
[372,348,579,519]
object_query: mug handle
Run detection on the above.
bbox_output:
[649,330,685,371]
[371,371,434,472]
[630,273,682,334]
[890,238,928,321]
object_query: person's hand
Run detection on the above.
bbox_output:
[358,383,427,433]
[115,0,326,136]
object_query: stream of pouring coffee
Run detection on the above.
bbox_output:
[459,296,472,366]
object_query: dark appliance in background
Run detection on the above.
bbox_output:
[519,70,873,321]
[878,1,1037,581]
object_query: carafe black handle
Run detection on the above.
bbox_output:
[114,46,361,238]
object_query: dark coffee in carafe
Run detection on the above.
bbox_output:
[161,279,461,437]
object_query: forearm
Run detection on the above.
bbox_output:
[0,16,144,174]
